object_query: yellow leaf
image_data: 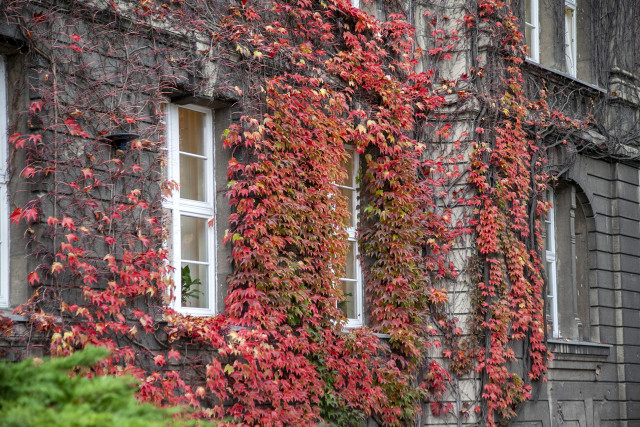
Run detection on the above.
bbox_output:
[51,262,64,274]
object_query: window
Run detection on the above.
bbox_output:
[524,0,540,62]
[0,56,9,308]
[165,104,216,315]
[337,146,363,327]
[565,0,577,76]
[544,183,591,341]
[522,0,594,83]
[544,190,559,337]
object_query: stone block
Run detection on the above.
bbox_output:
[624,357,640,379]
[614,178,640,203]
[594,288,615,307]
[598,326,619,345]
[622,309,640,331]
[619,254,640,274]
[618,218,640,239]
[593,270,614,291]
[593,233,615,254]
[620,289,640,309]
[619,237,640,257]
[594,306,616,327]
[614,163,640,185]
[595,251,614,272]
[622,327,640,347]
[590,193,614,217]
[617,199,640,221]
[626,400,640,421]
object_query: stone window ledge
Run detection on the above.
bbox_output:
[0,310,27,322]
[523,59,606,93]
[549,339,611,358]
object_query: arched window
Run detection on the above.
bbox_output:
[545,182,592,341]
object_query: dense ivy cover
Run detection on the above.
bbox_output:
[0,0,581,425]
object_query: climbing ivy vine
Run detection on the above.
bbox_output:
[0,0,580,425]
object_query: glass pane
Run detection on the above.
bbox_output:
[178,107,205,155]
[340,279,356,319]
[565,8,575,71]
[181,262,208,309]
[545,261,551,282]
[544,220,551,252]
[180,154,205,201]
[545,260,554,331]
[344,241,357,280]
[340,150,354,187]
[525,0,532,23]
[340,186,355,228]
[181,216,207,262]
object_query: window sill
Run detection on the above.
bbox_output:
[548,339,611,358]
[338,324,390,339]
[523,59,606,93]
[0,310,28,322]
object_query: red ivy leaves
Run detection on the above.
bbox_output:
[468,2,563,425]
[4,0,560,425]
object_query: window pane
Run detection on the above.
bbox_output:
[525,0,531,23]
[340,150,354,187]
[343,240,357,280]
[340,186,355,228]
[340,279,356,319]
[337,240,357,317]
[339,147,356,228]
[565,7,575,74]
[180,154,205,201]
[178,107,205,155]
[181,262,208,309]
[181,216,207,262]
[544,220,551,252]
[180,215,209,309]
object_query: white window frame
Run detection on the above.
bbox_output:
[351,0,360,9]
[545,191,559,338]
[525,0,540,62]
[165,103,216,315]
[0,56,9,308]
[565,0,577,76]
[336,147,363,328]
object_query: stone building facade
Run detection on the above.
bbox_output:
[1,0,640,425]
[511,0,640,425]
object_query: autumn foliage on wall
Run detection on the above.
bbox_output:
[0,0,572,425]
